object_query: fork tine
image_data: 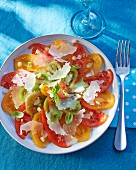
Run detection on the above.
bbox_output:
[116,40,120,67]
[119,40,123,67]
[123,40,126,67]
[127,40,130,67]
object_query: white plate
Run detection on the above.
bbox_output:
[0,34,119,154]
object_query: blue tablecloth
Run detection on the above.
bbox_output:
[0,0,136,169]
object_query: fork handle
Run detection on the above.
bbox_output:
[114,77,127,151]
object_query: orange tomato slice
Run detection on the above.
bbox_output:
[1,90,16,114]
[81,90,115,110]
[74,124,91,142]
[31,112,50,148]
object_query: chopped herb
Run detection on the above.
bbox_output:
[65,112,73,124]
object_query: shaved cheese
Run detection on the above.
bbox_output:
[23,72,36,92]
[95,80,104,85]
[47,79,61,87]
[55,58,68,63]
[11,86,23,109]
[83,81,101,105]
[47,90,54,98]
[49,43,77,58]
[65,135,77,146]
[86,70,94,77]
[20,120,43,135]
[63,109,85,135]
[12,69,36,92]
[33,54,46,67]
[84,111,93,119]
[73,79,88,93]
[57,97,80,110]
[33,53,55,67]
[12,74,24,86]
[68,94,81,100]
[46,112,66,135]
[49,63,71,80]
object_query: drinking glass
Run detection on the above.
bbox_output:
[71,0,106,39]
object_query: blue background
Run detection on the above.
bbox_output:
[0,0,136,169]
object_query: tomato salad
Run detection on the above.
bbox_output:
[1,40,115,148]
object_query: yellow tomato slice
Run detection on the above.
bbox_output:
[31,112,50,148]
[74,124,91,142]
[84,53,103,76]
[1,90,16,114]
[81,90,115,110]
[40,84,51,97]
[14,54,41,71]
[51,39,67,49]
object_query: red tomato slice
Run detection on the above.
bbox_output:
[61,54,74,65]
[74,59,87,82]
[57,82,69,99]
[15,103,32,139]
[28,43,47,54]
[1,71,17,89]
[84,69,114,93]
[81,109,108,128]
[41,109,69,148]
[73,42,86,58]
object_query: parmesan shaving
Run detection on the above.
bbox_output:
[63,109,85,135]
[46,112,66,135]
[11,86,23,109]
[83,81,101,105]
[49,43,77,58]
[20,120,43,135]
[49,62,71,80]
[65,135,77,146]
[12,69,36,92]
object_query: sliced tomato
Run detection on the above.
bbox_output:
[73,42,86,58]
[1,90,17,114]
[28,43,48,54]
[81,109,108,128]
[14,54,38,71]
[15,110,32,139]
[83,53,103,77]
[31,112,50,148]
[40,84,51,97]
[74,124,91,142]
[57,82,69,99]
[1,71,17,89]
[74,59,87,82]
[81,90,115,110]
[41,109,69,148]
[61,54,73,65]
[84,69,114,93]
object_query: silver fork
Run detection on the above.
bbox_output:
[114,40,130,151]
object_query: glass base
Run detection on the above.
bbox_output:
[71,11,106,39]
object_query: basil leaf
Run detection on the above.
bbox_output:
[12,111,24,118]
[52,83,60,105]
[65,112,73,124]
